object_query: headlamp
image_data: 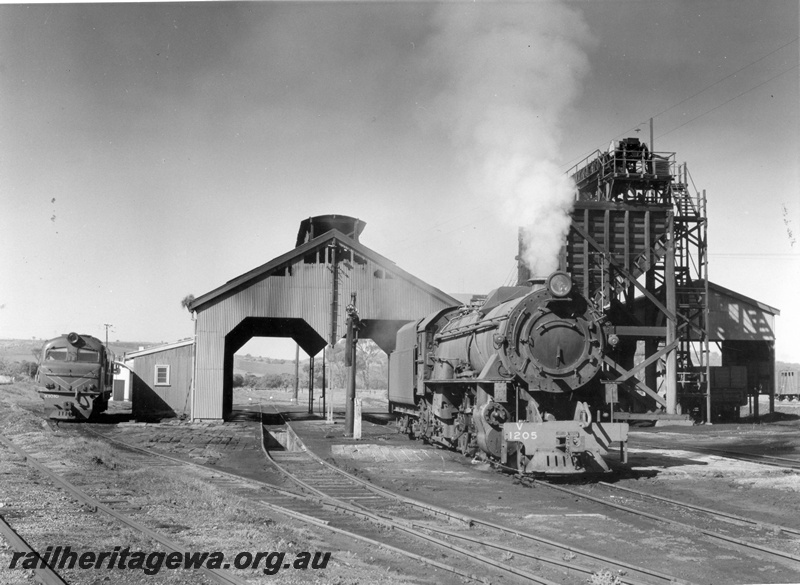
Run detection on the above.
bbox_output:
[546,272,573,298]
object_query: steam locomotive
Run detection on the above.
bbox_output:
[36,333,114,420]
[389,272,628,476]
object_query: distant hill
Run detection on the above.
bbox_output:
[5,337,795,377]
[0,338,160,362]
[0,337,306,383]
[233,355,304,377]
[109,341,160,356]
[0,339,42,363]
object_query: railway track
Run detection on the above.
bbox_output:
[83,428,484,584]
[265,413,800,584]
[678,446,800,471]
[17,403,799,585]
[631,435,800,472]
[70,406,800,585]
[0,432,250,585]
[524,478,800,572]
[598,481,800,537]
[80,414,688,585]
[262,422,686,585]
[0,514,69,585]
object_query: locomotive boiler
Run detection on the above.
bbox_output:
[36,333,114,420]
[389,272,628,475]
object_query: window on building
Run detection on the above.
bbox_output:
[155,365,170,386]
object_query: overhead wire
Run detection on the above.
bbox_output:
[385,36,798,274]
[657,64,798,140]
[561,36,799,169]
[502,262,518,287]
[651,36,797,124]
[709,253,800,259]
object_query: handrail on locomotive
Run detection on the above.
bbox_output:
[389,271,630,476]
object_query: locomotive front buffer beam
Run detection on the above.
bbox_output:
[502,420,628,475]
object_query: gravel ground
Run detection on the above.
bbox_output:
[6,381,800,585]
[267,390,800,585]
[0,382,456,585]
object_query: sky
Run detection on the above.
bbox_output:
[1,1,798,362]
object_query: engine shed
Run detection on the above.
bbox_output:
[187,215,459,421]
[704,282,779,417]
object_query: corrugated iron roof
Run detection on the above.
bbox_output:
[189,228,458,312]
[709,281,780,316]
[125,338,194,359]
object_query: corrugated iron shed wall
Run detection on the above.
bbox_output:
[707,287,777,341]
[192,231,458,420]
[131,343,193,418]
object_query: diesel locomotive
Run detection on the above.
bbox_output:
[36,333,114,420]
[389,272,628,476]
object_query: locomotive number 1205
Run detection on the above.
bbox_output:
[505,430,538,441]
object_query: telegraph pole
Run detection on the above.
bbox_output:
[307,356,314,415]
[321,347,326,418]
[293,343,300,403]
[344,293,361,437]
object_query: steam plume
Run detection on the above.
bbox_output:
[423,3,592,277]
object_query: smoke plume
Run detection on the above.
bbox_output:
[423,3,592,277]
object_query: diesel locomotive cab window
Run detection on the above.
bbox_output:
[76,349,100,363]
[45,347,68,361]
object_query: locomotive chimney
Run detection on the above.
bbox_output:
[516,227,532,285]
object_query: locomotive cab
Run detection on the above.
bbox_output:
[36,333,113,421]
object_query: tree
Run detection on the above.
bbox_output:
[326,342,348,389]
[244,374,261,388]
[180,294,196,313]
[22,361,38,378]
[356,340,386,390]
[264,374,286,389]
[323,339,387,390]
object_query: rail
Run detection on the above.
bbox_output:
[0,514,69,585]
[79,411,688,585]
[263,409,687,585]
[530,479,800,565]
[0,433,250,585]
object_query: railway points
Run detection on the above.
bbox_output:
[3,381,800,585]
[84,404,687,585]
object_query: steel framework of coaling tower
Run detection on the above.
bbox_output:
[561,138,709,422]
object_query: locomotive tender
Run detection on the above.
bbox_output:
[389,272,628,475]
[36,333,114,420]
